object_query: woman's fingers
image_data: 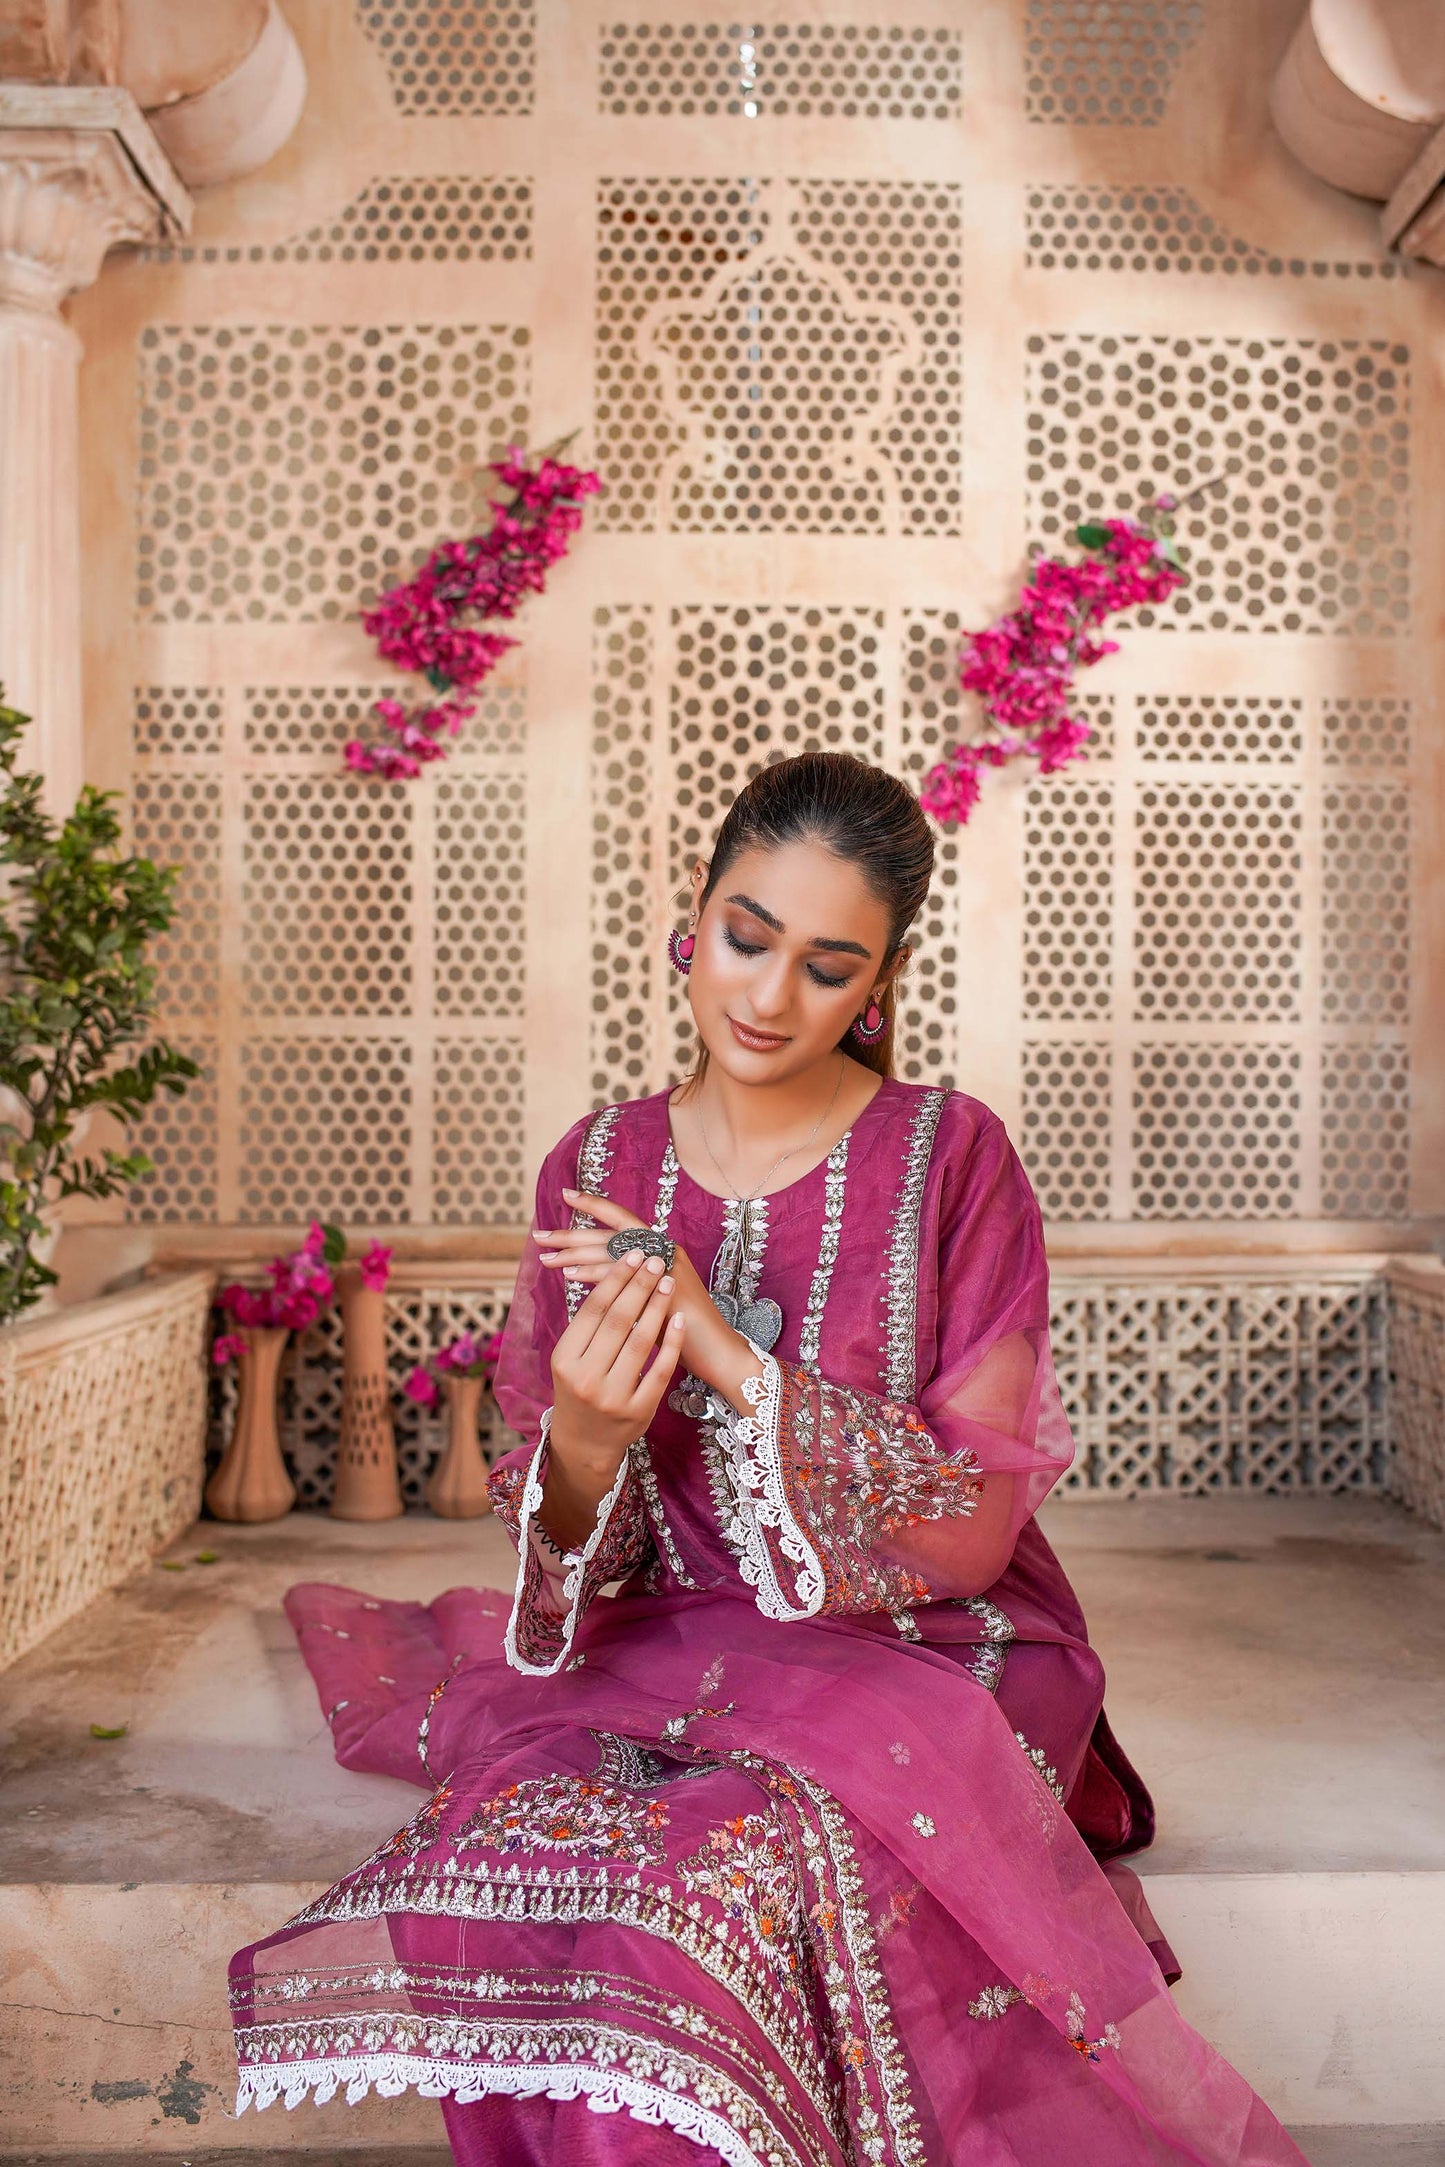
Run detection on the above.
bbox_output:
[574,1250,668,1372]
[560,1188,641,1234]
[602,1273,675,1390]
[628,1308,687,1422]
[562,1252,657,1358]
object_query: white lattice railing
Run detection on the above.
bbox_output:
[0,1271,213,1669]
[1385,1258,1445,1529]
[206,1252,1445,1521]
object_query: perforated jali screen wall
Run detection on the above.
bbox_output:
[76,0,1443,1301]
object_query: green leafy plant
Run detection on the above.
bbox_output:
[0,693,198,1324]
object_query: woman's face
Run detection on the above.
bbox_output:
[686,838,894,1084]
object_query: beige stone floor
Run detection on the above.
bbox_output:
[1,1492,1441,1887]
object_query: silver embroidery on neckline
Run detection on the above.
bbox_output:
[880,1088,948,1398]
[798,1129,850,1369]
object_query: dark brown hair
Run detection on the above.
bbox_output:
[684,751,934,1082]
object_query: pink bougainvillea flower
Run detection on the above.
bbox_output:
[211,1331,250,1366]
[359,1242,393,1292]
[349,438,601,781]
[920,500,1192,828]
[404,1364,441,1407]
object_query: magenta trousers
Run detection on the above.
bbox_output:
[440,2093,725,2164]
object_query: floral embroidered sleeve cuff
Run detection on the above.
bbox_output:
[493,1411,654,1676]
[701,1353,988,1630]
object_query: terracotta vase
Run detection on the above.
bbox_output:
[205,1325,295,1523]
[427,1371,494,1519]
[330,1265,403,1521]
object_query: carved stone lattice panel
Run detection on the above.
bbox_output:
[591,608,657,1107]
[595,177,961,535]
[145,176,534,266]
[128,681,528,1228]
[1026,185,1395,279]
[211,1283,524,1509]
[1132,1043,1301,1220]
[2,1276,212,1668]
[434,1042,528,1224]
[238,1038,413,1225]
[1136,695,1302,763]
[435,771,527,1019]
[356,1,535,114]
[133,686,224,759]
[597,23,962,118]
[1023,779,1114,1022]
[203,1264,1398,1513]
[136,325,530,622]
[1021,1042,1113,1222]
[1134,784,1302,1021]
[241,778,415,1019]
[1322,696,1411,769]
[130,771,223,1023]
[1388,1270,1445,1529]
[1052,1272,1387,1494]
[1321,783,1410,1024]
[124,1036,220,1224]
[1026,336,1411,634]
[1024,0,1204,124]
[1321,1044,1410,1219]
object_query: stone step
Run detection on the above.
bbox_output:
[0,2136,1442,2165]
[2,1497,1443,2152]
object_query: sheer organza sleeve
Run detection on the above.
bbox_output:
[700,1112,1074,1629]
[488,1119,654,1675]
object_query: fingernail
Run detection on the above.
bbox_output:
[646,1254,664,1274]
[659,1274,674,1292]
[671,1313,686,1329]
[625,1248,644,1265]
[561,1188,579,1200]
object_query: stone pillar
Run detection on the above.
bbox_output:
[0,87,189,811]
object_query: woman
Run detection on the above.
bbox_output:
[229,754,1310,2166]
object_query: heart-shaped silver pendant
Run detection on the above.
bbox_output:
[713,1289,782,1354]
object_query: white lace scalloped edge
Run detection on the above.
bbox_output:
[235,2053,757,2164]
[704,1350,825,1625]
[502,1409,634,1677]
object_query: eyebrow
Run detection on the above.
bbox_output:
[723,891,872,961]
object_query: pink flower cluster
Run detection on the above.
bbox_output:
[405,1328,504,1409]
[346,442,602,780]
[920,506,1186,828]
[213,1225,392,1363]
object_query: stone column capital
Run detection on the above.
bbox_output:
[0,85,191,315]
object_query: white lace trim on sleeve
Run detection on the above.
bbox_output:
[501,1409,635,1678]
[702,1346,825,1624]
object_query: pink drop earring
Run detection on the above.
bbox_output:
[851,999,884,1045]
[668,926,696,975]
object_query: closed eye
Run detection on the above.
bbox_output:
[806,962,851,989]
[723,925,852,991]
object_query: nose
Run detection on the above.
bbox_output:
[748,953,792,1020]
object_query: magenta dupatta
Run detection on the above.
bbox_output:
[228,1080,1310,2166]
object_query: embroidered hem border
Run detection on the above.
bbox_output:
[234,2049,782,2167]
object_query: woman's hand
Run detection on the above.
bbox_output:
[536,1189,744,1393]
[549,1246,686,1483]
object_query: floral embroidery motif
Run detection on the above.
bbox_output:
[1066,1990,1123,2062]
[361,1781,455,1866]
[564,1105,621,1320]
[416,1656,464,1781]
[960,1595,1016,1694]
[968,1983,1023,2021]
[910,1812,936,1839]
[454,1772,671,1867]
[629,1436,700,1590]
[798,1128,850,1368]
[660,1655,737,1746]
[676,1810,805,1987]
[874,1879,921,1941]
[1014,1730,1066,1803]
[880,1087,947,1398]
[888,1741,911,1765]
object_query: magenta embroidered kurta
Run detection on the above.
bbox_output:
[228,1080,1311,2167]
